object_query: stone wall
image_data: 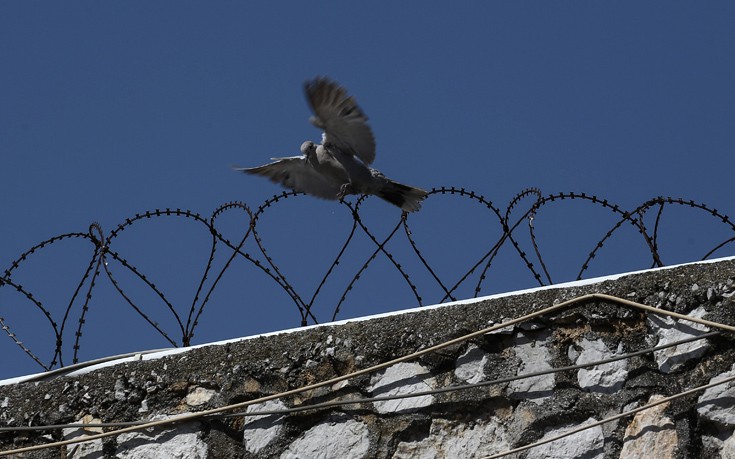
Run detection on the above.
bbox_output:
[1,258,735,458]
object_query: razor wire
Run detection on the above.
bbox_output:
[1,188,734,372]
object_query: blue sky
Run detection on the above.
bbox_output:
[2,2,735,380]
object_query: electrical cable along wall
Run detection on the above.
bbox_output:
[1,257,735,457]
[1,188,734,377]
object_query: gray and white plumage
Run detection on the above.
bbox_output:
[304,77,376,166]
[234,77,428,212]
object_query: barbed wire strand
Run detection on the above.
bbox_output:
[0,277,59,370]
[101,249,180,348]
[306,202,359,318]
[0,316,49,371]
[332,203,416,321]
[503,187,549,286]
[251,192,331,325]
[64,223,107,366]
[348,195,424,306]
[703,236,735,260]
[404,187,507,302]
[104,209,211,344]
[181,206,230,344]
[532,193,654,280]
[70,245,104,365]
[2,190,735,374]
[186,202,256,341]
[210,199,320,325]
[2,292,734,456]
[1,233,95,368]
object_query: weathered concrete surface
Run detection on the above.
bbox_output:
[1,258,735,458]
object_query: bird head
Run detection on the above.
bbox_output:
[300,141,316,155]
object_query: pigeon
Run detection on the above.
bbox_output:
[234,77,428,212]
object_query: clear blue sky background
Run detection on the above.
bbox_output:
[2,2,734,380]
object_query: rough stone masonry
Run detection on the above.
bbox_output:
[1,258,735,458]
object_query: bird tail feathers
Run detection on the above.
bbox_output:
[376,180,428,212]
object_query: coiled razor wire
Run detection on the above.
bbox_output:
[1,189,734,372]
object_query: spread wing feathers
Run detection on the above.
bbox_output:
[233,157,341,200]
[304,77,377,165]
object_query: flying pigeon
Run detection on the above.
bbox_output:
[234,77,428,212]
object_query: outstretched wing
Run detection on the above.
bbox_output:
[304,77,376,165]
[234,157,341,200]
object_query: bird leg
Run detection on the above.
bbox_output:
[338,182,354,199]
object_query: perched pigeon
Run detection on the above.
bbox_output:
[234,77,428,212]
